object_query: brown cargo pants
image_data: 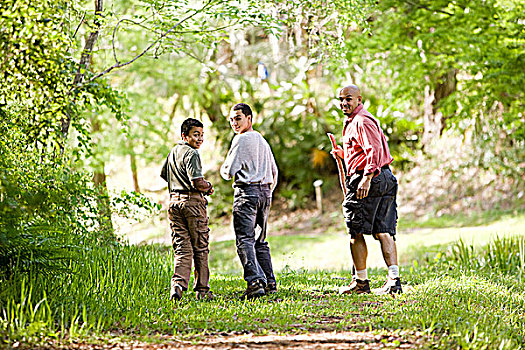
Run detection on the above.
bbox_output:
[168,192,210,292]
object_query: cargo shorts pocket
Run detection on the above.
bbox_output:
[367,173,384,197]
[342,197,363,237]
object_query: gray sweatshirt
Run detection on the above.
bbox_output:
[220,131,278,189]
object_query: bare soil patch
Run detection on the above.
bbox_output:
[38,330,426,349]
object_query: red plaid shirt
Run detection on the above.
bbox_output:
[342,104,393,176]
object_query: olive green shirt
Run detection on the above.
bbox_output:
[160,141,203,192]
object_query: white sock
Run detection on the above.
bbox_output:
[356,269,368,281]
[387,265,399,280]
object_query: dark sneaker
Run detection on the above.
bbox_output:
[265,281,277,294]
[240,279,266,300]
[338,278,371,295]
[195,290,214,301]
[372,277,403,295]
[170,282,183,301]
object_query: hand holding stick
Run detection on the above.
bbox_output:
[327,133,347,196]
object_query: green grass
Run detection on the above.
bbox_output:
[398,207,525,229]
[1,214,525,349]
[209,211,525,272]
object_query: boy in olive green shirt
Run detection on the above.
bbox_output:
[161,118,214,301]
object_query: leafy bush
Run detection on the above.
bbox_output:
[0,126,94,278]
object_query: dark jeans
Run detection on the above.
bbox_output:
[233,184,276,285]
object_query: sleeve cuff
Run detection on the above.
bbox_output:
[364,166,379,177]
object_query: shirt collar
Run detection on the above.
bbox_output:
[177,140,194,148]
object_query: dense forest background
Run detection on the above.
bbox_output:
[0,0,524,346]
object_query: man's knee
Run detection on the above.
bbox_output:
[350,232,365,245]
[374,232,392,241]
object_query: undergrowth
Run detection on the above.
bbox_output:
[1,234,524,349]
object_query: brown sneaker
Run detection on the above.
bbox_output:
[196,290,214,301]
[170,282,183,301]
[338,278,371,294]
[372,277,403,295]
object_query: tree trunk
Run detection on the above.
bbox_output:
[92,118,114,235]
[61,0,104,140]
[422,84,440,147]
[130,152,140,192]
[422,70,457,148]
[433,69,457,135]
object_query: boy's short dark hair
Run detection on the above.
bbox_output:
[181,118,203,136]
[233,103,252,117]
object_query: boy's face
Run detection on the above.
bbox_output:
[183,126,204,149]
[229,109,252,134]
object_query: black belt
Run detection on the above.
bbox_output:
[352,164,390,176]
[234,183,271,188]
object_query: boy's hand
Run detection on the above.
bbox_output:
[193,178,213,194]
[205,185,214,196]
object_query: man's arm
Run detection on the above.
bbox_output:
[160,155,169,182]
[220,136,242,180]
[358,119,383,177]
[270,152,278,192]
[355,119,383,199]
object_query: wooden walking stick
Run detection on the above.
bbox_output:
[328,133,356,276]
[327,133,347,196]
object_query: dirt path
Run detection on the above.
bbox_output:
[53,330,425,349]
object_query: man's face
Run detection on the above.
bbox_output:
[338,87,362,117]
[183,126,204,149]
[229,109,252,134]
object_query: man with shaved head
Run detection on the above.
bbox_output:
[331,84,402,295]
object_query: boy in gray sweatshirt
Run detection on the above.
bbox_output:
[220,103,278,299]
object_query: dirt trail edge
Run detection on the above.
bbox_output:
[47,330,427,350]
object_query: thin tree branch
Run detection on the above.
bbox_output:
[80,0,216,87]
[112,18,164,64]
[72,11,86,39]
[61,0,104,141]
[174,23,236,34]
[403,0,453,16]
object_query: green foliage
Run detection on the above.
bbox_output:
[0,124,92,278]
[0,0,161,304]
[449,236,525,277]
[379,235,525,349]
[2,234,525,348]
[0,0,71,151]
[111,190,162,220]
[342,0,524,177]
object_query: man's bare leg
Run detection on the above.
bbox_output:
[374,233,402,294]
[350,233,368,270]
[340,233,371,294]
[376,233,398,266]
